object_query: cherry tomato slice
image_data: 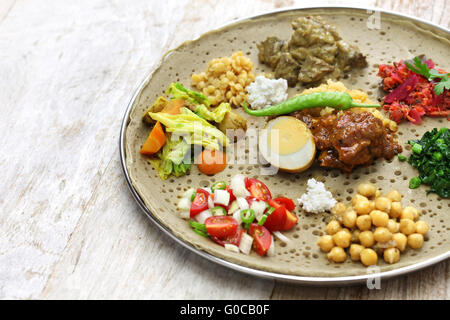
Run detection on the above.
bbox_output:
[249,223,272,256]
[212,228,244,247]
[245,178,272,201]
[263,199,287,232]
[204,216,238,239]
[281,210,298,231]
[273,197,296,211]
[190,188,210,218]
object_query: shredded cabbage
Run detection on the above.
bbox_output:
[148,108,229,149]
[194,103,231,123]
[149,137,191,180]
[166,82,210,107]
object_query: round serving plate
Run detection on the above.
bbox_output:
[120,5,450,285]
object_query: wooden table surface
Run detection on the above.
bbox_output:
[0,0,448,300]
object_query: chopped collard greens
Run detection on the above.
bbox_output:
[406,127,449,198]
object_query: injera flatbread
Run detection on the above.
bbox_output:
[124,8,450,277]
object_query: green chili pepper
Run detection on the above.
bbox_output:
[242,92,380,117]
[258,214,268,226]
[258,207,274,226]
[211,181,227,193]
[398,154,407,161]
[210,206,227,216]
[241,209,255,229]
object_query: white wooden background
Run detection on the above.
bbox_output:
[0,0,448,300]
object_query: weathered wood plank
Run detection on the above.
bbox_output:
[0,0,447,300]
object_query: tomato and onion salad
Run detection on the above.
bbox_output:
[178,175,298,256]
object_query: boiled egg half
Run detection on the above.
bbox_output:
[259,116,316,173]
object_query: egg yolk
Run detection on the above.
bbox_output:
[268,117,310,155]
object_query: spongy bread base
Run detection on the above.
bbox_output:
[125,8,450,277]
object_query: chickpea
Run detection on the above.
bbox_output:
[331,202,347,216]
[376,240,394,250]
[360,248,378,266]
[392,233,407,252]
[333,230,352,248]
[325,220,342,235]
[357,183,377,198]
[354,199,372,215]
[356,215,372,231]
[375,189,381,198]
[373,227,393,243]
[350,244,364,261]
[341,228,352,236]
[359,231,375,248]
[327,247,347,263]
[375,197,392,213]
[386,219,400,233]
[385,190,402,202]
[399,219,416,235]
[415,220,429,235]
[352,194,368,207]
[402,206,419,221]
[370,210,389,227]
[408,233,424,249]
[351,229,361,243]
[342,210,357,228]
[317,235,335,252]
[383,248,401,264]
[390,201,403,218]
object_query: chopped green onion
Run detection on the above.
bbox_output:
[190,191,196,202]
[211,181,227,193]
[189,220,207,233]
[192,228,209,237]
[411,143,423,154]
[210,206,227,216]
[409,177,422,189]
[266,207,275,215]
[240,209,255,229]
[398,154,407,161]
[258,214,268,226]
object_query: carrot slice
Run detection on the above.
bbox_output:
[140,121,167,155]
[140,99,183,155]
[197,149,227,175]
[161,99,184,115]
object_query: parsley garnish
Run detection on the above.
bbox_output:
[405,57,450,96]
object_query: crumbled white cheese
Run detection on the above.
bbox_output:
[247,76,288,109]
[298,178,337,214]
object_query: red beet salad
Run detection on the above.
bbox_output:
[378,57,450,124]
